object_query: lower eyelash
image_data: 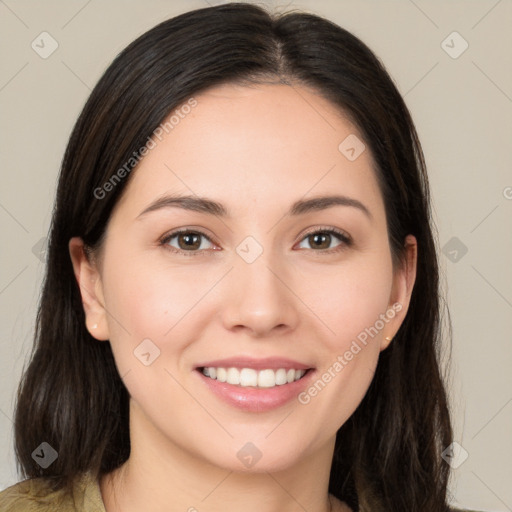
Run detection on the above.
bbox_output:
[160,228,352,256]
[160,229,215,256]
[301,228,352,253]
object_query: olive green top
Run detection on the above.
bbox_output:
[0,472,482,511]
[0,472,105,512]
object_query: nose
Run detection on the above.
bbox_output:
[220,253,300,338]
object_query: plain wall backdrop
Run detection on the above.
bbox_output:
[1,1,511,510]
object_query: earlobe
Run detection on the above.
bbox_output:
[68,237,110,341]
[380,234,418,351]
[381,335,394,351]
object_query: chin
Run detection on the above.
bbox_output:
[194,437,311,474]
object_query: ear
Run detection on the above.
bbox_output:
[68,237,110,341]
[380,234,417,351]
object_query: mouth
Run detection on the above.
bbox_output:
[198,366,310,388]
[194,358,315,412]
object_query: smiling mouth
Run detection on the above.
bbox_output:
[198,367,311,388]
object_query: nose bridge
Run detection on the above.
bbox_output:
[221,239,298,336]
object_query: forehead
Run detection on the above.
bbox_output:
[112,82,383,220]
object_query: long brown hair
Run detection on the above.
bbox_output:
[13,3,453,510]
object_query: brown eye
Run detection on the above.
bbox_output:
[161,229,216,255]
[176,232,202,250]
[307,233,333,250]
[297,228,351,252]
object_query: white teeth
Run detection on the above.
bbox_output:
[201,367,307,388]
[240,368,257,387]
[216,367,227,382]
[258,369,275,388]
[226,367,240,385]
[275,368,287,385]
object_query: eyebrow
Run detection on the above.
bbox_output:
[137,193,372,220]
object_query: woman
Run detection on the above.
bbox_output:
[0,3,481,511]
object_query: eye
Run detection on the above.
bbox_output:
[159,226,352,256]
[160,229,217,256]
[296,227,352,253]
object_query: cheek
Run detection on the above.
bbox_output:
[99,258,216,423]
[296,345,378,448]
[102,250,211,332]
[294,254,392,408]
[296,262,393,437]
[304,253,394,349]
[99,251,215,375]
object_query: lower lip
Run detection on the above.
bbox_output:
[196,369,315,412]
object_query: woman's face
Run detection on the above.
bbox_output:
[71,82,416,473]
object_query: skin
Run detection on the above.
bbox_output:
[69,82,417,512]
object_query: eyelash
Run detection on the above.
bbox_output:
[159,226,352,257]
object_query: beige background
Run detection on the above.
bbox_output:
[1,1,511,510]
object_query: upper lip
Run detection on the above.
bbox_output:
[195,357,312,371]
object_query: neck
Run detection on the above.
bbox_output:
[100,400,344,512]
